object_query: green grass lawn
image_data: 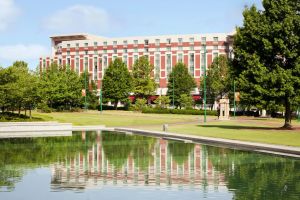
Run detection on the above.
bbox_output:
[32,110,300,147]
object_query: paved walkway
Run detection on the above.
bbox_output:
[115,127,300,158]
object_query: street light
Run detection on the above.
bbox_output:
[172,72,175,108]
[84,69,87,111]
[203,45,207,123]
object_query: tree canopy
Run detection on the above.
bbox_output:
[233,0,300,128]
[102,58,133,109]
[132,56,156,99]
[167,62,196,108]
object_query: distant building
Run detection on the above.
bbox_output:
[40,33,234,95]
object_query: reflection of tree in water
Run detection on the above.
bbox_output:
[0,132,96,190]
[131,135,156,171]
[102,131,156,172]
[102,132,133,169]
[206,146,300,200]
[168,141,194,165]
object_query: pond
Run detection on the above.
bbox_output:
[0,131,299,200]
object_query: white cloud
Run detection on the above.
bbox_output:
[43,5,112,34]
[0,0,20,31]
[0,44,49,68]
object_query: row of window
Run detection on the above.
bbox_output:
[65,37,219,48]
[66,45,219,56]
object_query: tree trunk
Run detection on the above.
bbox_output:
[18,106,21,116]
[29,109,32,119]
[25,109,27,116]
[114,100,118,110]
[282,97,292,129]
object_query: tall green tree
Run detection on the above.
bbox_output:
[38,63,82,110]
[80,71,98,109]
[233,0,300,128]
[102,58,133,109]
[167,62,196,108]
[200,55,231,109]
[132,56,156,99]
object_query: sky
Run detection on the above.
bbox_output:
[0,0,263,69]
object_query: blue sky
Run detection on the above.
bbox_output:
[0,0,263,69]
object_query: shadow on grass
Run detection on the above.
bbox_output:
[197,124,280,130]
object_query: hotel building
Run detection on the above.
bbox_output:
[40,33,234,95]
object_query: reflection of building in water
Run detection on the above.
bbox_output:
[51,132,225,191]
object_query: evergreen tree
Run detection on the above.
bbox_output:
[167,62,196,108]
[132,56,156,100]
[233,0,300,128]
[200,55,231,109]
[102,58,133,109]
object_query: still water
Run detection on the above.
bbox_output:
[0,131,299,200]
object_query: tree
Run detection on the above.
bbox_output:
[102,58,133,109]
[154,96,171,109]
[179,94,194,109]
[200,55,231,109]
[233,0,300,128]
[38,63,82,111]
[132,56,156,100]
[80,71,98,110]
[167,62,196,108]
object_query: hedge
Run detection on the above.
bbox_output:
[142,107,217,116]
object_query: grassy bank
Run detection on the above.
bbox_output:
[29,110,300,147]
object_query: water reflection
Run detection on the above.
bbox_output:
[0,131,299,200]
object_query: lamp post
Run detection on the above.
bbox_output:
[233,80,236,119]
[172,72,175,108]
[298,107,300,122]
[99,87,102,113]
[203,45,207,123]
[84,70,87,111]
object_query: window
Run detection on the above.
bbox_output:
[94,50,98,55]
[67,51,70,56]
[189,53,195,76]
[123,40,128,45]
[156,47,160,52]
[189,37,194,44]
[113,41,117,46]
[134,48,138,53]
[103,56,108,68]
[103,49,107,54]
[201,45,206,51]
[123,48,128,53]
[76,51,79,56]
[178,38,183,45]
[145,48,149,53]
[133,55,138,64]
[112,55,117,61]
[144,39,149,45]
[201,37,206,44]
[154,54,160,82]
[75,58,79,73]
[67,44,70,48]
[84,57,88,71]
[178,46,183,51]
[166,54,172,77]
[94,42,98,46]
[167,38,171,44]
[113,49,117,54]
[76,43,79,48]
[155,39,160,46]
[134,40,138,45]
[84,43,88,47]
[103,41,108,46]
[85,51,88,55]
[59,59,62,66]
[166,47,171,52]
[201,53,206,76]
[189,46,194,51]
[213,45,218,50]
[213,37,219,42]
[178,53,183,63]
[94,57,98,80]
[213,52,218,61]
[123,55,128,66]
[67,58,70,66]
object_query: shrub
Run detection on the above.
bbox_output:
[142,107,217,116]
[133,98,147,112]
